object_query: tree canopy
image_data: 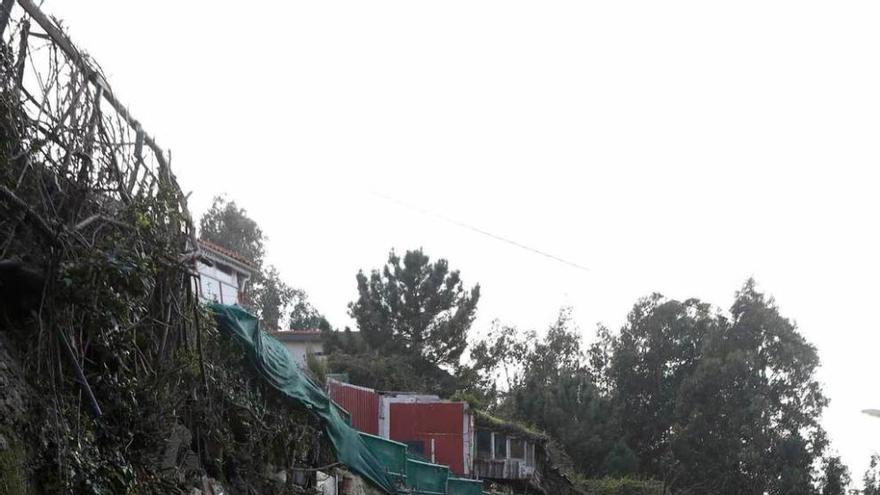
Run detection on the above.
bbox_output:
[820,455,851,495]
[198,195,323,330]
[289,288,330,331]
[470,279,834,494]
[348,248,480,368]
[199,196,265,267]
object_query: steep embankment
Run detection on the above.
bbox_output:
[0,5,334,493]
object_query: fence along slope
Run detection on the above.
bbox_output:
[210,303,397,494]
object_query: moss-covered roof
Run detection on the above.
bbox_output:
[473,410,548,442]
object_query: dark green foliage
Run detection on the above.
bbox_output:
[199,195,323,331]
[862,455,880,495]
[819,455,850,495]
[199,196,265,267]
[251,265,294,329]
[666,281,828,494]
[602,440,639,478]
[305,349,328,384]
[326,349,460,396]
[473,310,620,477]
[186,315,332,491]
[575,476,663,495]
[607,295,715,480]
[475,281,833,494]
[289,288,330,331]
[322,326,367,355]
[0,47,329,492]
[508,311,617,476]
[322,327,459,393]
[349,248,480,368]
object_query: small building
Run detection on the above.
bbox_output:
[473,417,538,481]
[381,393,473,476]
[471,411,580,494]
[272,329,326,368]
[327,382,474,477]
[196,239,258,306]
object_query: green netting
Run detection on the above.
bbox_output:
[209,303,395,494]
[447,478,483,495]
[405,458,449,494]
[359,432,408,478]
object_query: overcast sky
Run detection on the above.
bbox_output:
[42,0,880,480]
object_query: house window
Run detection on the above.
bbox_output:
[201,276,221,302]
[510,437,525,459]
[494,434,507,459]
[197,260,246,305]
[476,430,492,459]
[220,281,239,305]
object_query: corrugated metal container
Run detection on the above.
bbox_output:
[328,379,380,435]
[389,402,467,475]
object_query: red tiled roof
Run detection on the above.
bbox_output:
[198,239,259,270]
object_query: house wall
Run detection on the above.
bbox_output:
[387,401,468,475]
[197,260,242,305]
[328,380,380,435]
[278,341,325,368]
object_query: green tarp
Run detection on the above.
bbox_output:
[447,478,483,495]
[405,458,449,494]
[359,432,408,479]
[209,303,396,494]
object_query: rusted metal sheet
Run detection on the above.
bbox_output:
[389,402,467,475]
[328,379,380,435]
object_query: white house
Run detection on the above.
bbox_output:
[196,239,258,306]
[271,330,325,368]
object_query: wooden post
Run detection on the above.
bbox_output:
[490,432,495,460]
[83,84,103,156]
[16,0,170,173]
[126,125,144,195]
[76,84,103,187]
[58,327,103,418]
[13,17,27,91]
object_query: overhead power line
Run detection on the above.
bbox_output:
[371,192,590,273]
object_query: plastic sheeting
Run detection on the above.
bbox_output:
[359,433,408,480]
[405,458,450,494]
[447,478,483,495]
[209,303,396,494]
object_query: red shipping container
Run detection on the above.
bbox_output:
[389,402,467,475]
[328,380,380,435]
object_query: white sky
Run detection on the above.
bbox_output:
[40,0,880,481]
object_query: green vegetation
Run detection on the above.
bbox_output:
[574,477,663,495]
[329,245,852,494]
[0,7,863,489]
[862,455,880,495]
[349,248,480,369]
[820,455,851,495]
[465,281,836,493]
[0,37,332,492]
